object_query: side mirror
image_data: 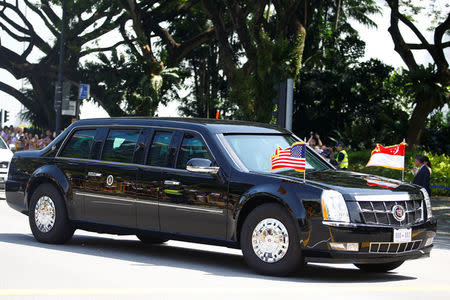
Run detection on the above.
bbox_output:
[186,158,219,175]
[9,143,16,151]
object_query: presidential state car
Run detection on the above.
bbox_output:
[5,118,437,276]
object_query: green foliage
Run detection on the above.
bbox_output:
[421,111,450,154]
[81,50,184,117]
[350,150,450,196]
[402,64,449,108]
[292,58,410,149]
[168,6,231,118]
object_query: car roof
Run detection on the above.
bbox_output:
[71,117,290,134]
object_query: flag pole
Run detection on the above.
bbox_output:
[402,138,406,182]
[304,137,306,184]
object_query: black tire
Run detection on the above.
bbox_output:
[240,203,303,276]
[28,183,74,244]
[136,233,168,244]
[354,261,404,273]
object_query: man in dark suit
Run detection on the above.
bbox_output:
[412,155,431,195]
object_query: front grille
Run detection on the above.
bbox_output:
[357,199,423,226]
[369,240,422,253]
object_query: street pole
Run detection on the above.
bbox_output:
[55,0,67,133]
[285,78,294,131]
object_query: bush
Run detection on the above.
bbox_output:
[349,150,450,196]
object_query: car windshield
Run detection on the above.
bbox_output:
[0,138,7,149]
[224,134,330,173]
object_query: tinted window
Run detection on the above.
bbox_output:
[147,131,174,167]
[101,129,140,163]
[60,130,96,159]
[177,134,213,169]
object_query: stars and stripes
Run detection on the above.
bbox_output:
[270,142,306,172]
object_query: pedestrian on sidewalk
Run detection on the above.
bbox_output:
[412,155,431,195]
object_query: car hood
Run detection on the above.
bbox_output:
[269,170,423,199]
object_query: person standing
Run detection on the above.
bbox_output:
[43,129,53,146]
[412,155,431,195]
[336,142,348,170]
[307,132,323,148]
[422,156,432,175]
[1,126,10,141]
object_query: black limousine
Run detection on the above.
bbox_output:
[6,118,436,276]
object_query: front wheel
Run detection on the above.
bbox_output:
[28,183,74,244]
[240,203,303,276]
[354,261,404,273]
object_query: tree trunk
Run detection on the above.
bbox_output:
[406,96,438,148]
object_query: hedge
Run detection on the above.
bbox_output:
[348,150,450,196]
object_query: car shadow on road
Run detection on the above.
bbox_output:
[0,232,417,283]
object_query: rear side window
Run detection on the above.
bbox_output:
[101,129,140,163]
[60,129,96,159]
[147,131,174,167]
[177,134,213,169]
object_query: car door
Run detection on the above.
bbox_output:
[83,128,141,227]
[135,128,164,230]
[159,131,228,239]
[55,128,97,220]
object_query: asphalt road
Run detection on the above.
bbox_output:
[0,199,449,300]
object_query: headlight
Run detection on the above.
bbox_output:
[321,190,350,223]
[421,188,432,219]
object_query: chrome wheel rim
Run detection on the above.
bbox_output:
[34,196,56,233]
[251,218,289,263]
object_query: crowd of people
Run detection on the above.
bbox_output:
[307,132,348,169]
[1,126,54,151]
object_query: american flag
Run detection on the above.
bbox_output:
[270,142,306,172]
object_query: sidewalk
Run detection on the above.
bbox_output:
[432,196,450,249]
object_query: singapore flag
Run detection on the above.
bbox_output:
[366,143,406,170]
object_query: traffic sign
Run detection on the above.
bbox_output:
[79,84,90,99]
[62,100,77,116]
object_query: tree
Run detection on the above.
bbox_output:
[291,0,409,149]
[165,3,230,118]
[80,0,219,117]
[293,58,410,150]
[0,0,126,128]
[200,0,307,122]
[199,0,380,122]
[0,0,217,127]
[385,0,450,147]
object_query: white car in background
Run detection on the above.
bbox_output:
[0,137,13,190]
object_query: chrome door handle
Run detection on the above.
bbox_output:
[87,172,102,177]
[164,180,180,186]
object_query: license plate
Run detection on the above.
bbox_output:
[393,228,412,243]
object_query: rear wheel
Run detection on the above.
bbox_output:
[29,183,74,244]
[354,261,404,273]
[136,233,168,244]
[240,203,303,276]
